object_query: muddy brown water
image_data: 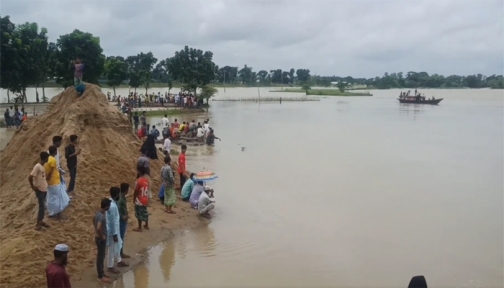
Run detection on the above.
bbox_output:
[1,88,502,287]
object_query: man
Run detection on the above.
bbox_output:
[65,135,80,194]
[161,114,169,127]
[94,198,111,283]
[181,173,195,201]
[51,136,69,194]
[133,166,150,232]
[150,125,160,138]
[137,148,150,176]
[29,151,50,230]
[206,128,221,146]
[4,108,10,128]
[163,136,171,155]
[46,244,71,288]
[118,183,131,259]
[198,186,215,219]
[189,181,205,209]
[203,120,210,134]
[107,187,128,274]
[178,145,187,189]
[45,146,69,218]
[133,112,139,132]
[196,125,205,142]
[139,111,147,131]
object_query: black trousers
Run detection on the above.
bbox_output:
[95,238,107,278]
[179,173,187,189]
[35,191,46,221]
[67,166,77,192]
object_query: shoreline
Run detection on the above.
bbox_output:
[73,196,209,287]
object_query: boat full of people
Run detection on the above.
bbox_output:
[398,89,443,105]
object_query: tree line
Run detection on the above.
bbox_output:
[2,16,502,103]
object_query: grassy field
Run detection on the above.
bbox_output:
[138,108,206,117]
[270,88,372,96]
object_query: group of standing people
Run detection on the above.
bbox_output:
[4,106,27,128]
[29,135,79,230]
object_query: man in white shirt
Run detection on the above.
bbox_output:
[161,114,169,126]
[196,126,205,142]
[198,186,215,218]
[163,137,171,154]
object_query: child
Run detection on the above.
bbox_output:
[72,58,84,86]
[178,145,187,189]
[133,167,149,232]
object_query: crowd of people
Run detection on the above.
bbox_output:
[112,91,205,110]
[37,129,216,286]
[3,106,28,128]
[133,112,221,146]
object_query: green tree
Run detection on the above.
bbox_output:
[55,29,105,88]
[257,70,269,83]
[0,16,19,103]
[238,65,255,85]
[167,46,216,94]
[296,69,311,83]
[218,66,238,83]
[301,83,311,94]
[40,42,57,100]
[104,56,128,96]
[200,86,218,104]
[289,68,295,84]
[126,52,157,94]
[10,22,48,103]
[337,81,348,92]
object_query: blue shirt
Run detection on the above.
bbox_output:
[181,178,194,199]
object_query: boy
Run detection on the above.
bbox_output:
[118,183,130,258]
[94,198,111,283]
[133,167,149,232]
[178,145,187,189]
[29,151,50,230]
[71,58,84,86]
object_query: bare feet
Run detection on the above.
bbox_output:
[107,268,120,274]
[201,213,212,219]
[98,276,111,283]
[41,222,50,228]
[143,225,149,230]
[117,261,129,267]
[121,253,131,259]
[165,210,176,214]
[133,228,142,232]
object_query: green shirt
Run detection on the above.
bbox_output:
[117,193,128,221]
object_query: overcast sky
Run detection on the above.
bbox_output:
[2,0,503,78]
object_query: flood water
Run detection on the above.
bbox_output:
[2,88,503,287]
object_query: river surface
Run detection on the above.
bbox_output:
[1,88,503,287]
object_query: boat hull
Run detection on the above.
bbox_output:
[398,98,443,105]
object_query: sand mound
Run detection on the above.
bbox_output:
[0,84,176,288]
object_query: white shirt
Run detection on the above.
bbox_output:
[198,191,214,213]
[203,123,210,132]
[197,127,205,137]
[161,117,169,126]
[163,138,171,152]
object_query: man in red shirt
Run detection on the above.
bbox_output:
[178,145,187,189]
[46,244,71,288]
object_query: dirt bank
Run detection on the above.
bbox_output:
[0,84,202,288]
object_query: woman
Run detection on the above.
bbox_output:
[160,156,176,214]
[141,134,158,160]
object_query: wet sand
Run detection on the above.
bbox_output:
[73,200,210,287]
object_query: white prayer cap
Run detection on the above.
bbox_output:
[204,185,211,191]
[54,244,69,252]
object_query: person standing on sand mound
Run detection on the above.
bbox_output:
[45,146,69,219]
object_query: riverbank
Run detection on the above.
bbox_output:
[136,108,206,117]
[270,88,373,96]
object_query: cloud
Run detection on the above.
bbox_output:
[2,0,502,77]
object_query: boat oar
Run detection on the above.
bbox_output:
[408,275,427,288]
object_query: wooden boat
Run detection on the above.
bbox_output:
[398,98,443,105]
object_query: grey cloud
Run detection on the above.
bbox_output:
[1,0,502,77]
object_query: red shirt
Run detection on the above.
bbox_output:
[46,262,71,288]
[178,153,186,173]
[135,177,149,206]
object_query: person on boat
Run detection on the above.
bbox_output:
[206,128,220,146]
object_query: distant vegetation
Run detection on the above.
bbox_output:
[2,15,502,105]
[272,88,372,96]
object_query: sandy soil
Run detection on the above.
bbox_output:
[0,85,203,288]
